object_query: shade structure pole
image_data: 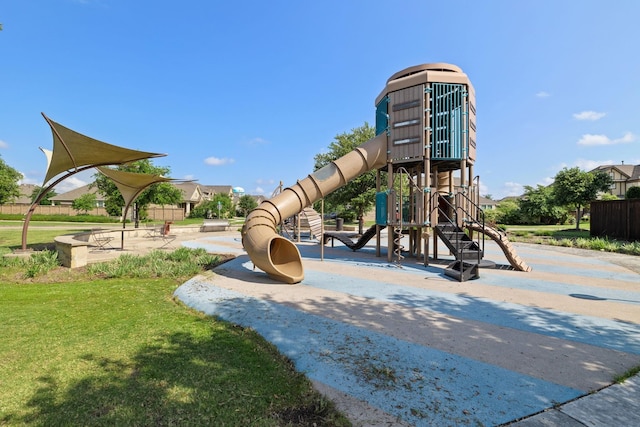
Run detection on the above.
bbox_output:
[20,165,96,250]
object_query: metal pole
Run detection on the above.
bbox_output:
[321,199,324,261]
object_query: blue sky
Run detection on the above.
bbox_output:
[1,0,638,199]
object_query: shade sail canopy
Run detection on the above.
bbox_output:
[96,166,173,210]
[41,113,165,186]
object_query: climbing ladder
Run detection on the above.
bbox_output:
[301,207,323,240]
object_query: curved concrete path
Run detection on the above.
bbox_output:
[175,231,640,426]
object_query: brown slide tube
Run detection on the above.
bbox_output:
[242,134,387,283]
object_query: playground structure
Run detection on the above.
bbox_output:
[20,113,183,252]
[242,63,530,284]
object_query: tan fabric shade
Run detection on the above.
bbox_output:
[41,113,165,186]
[96,166,173,212]
[96,167,179,249]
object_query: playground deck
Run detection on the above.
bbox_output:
[176,231,640,426]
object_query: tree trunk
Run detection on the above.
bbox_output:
[575,205,581,230]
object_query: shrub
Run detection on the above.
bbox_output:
[626,186,640,199]
[547,238,573,247]
[574,238,593,249]
[0,250,60,278]
[619,241,640,255]
[494,200,524,225]
[0,213,119,223]
[86,248,219,279]
[24,250,60,278]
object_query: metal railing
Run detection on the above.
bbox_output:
[428,190,485,275]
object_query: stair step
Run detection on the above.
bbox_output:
[444,260,480,281]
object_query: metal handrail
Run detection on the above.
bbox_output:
[427,190,486,280]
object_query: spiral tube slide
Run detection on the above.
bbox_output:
[242,133,387,284]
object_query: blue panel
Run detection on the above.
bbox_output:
[375,191,387,225]
[431,83,468,161]
[375,96,389,136]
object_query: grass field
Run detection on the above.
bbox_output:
[0,224,349,426]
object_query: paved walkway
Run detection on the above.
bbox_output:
[93,228,640,426]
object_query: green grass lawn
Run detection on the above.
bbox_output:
[506,223,590,239]
[504,223,640,255]
[0,278,346,425]
[0,226,349,426]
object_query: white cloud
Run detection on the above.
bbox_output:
[577,132,636,146]
[253,186,265,195]
[574,158,614,170]
[56,175,89,193]
[204,156,235,166]
[573,111,606,121]
[247,137,268,146]
[539,176,555,186]
[501,181,524,197]
[478,181,489,197]
[0,139,8,149]
[18,174,35,185]
[256,178,275,186]
[535,91,550,98]
[183,174,195,180]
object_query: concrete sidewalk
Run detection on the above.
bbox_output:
[168,231,640,426]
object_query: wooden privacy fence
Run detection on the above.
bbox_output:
[0,205,185,221]
[590,199,640,241]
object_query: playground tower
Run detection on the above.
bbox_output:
[373,63,477,263]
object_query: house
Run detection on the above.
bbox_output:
[14,184,38,205]
[591,163,640,198]
[173,182,204,216]
[201,185,234,200]
[478,196,498,210]
[49,185,104,207]
[48,182,235,216]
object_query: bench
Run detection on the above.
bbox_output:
[201,219,230,232]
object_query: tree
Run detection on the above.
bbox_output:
[518,185,569,225]
[599,193,619,201]
[314,123,378,234]
[492,199,523,225]
[237,194,258,217]
[30,186,57,205]
[93,159,182,221]
[189,194,233,219]
[72,192,97,214]
[552,167,613,230]
[0,155,21,205]
[626,186,640,199]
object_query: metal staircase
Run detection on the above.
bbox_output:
[430,191,484,281]
[434,222,482,281]
[429,190,531,281]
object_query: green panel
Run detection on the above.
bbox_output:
[375,191,387,225]
[375,96,389,136]
[431,83,468,161]
[402,197,411,222]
